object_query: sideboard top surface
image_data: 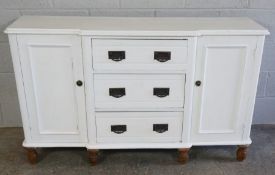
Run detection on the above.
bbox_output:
[5,16,269,36]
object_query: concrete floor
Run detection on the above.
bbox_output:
[0,125,274,175]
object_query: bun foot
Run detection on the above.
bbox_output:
[88,149,99,166]
[236,145,249,161]
[178,148,190,164]
[25,147,38,164]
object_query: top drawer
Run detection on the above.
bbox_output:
[92,39,188,71]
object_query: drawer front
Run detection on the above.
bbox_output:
[96,112,183,143]
[94,74,185,109]
[92,39,188,70]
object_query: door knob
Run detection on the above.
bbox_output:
[76,80,83,86]
[195,81,201,86]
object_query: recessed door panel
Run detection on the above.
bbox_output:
[191,36,258,144]
[17,35,87,143]
[200,47,246,133]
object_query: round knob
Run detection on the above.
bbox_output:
[76,80,83,86]
[195,81,201,86]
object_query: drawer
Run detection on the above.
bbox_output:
[96,112,183,143]
[94,74,185,109]
[92,39,188,71]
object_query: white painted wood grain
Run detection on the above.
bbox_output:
[96,112,183,143]
[191,36,259,143]
[5,16,268,149]
[92,39,188,71]
[5,16,269,36]
[94,74,185,108]
[16,35,87,143]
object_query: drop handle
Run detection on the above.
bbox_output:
[76,80,83,86]
[109,88,126,98]
[111,125,127,134]
[153,124,168,133]
[153,88,170,98]
[108,51,125,61]
[154,51,171,62]
[195,81,201,87]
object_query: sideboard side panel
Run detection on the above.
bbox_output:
[8,34,32,143]
[242,36,266,140]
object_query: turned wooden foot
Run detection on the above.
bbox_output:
[88,149,98,166]
[178,148,190,164]
[236,145,249,161]
[25,147,38,164]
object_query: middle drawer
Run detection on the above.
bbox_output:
[94,74,185,109]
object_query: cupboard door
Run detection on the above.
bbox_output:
[191,36,259,144]
[17,35,87,143]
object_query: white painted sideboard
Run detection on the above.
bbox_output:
[5,16,269,165]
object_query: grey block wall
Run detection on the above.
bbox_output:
[0,0,275,127]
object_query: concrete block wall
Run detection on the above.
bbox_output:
[0,0,274,127]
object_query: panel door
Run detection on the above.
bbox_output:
[17,35,87,143]
[191,36,259,144]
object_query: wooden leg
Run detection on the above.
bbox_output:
[178,148,190,164]
[88,149,98,166]
[25,147,38,164]
[236,145,249,161]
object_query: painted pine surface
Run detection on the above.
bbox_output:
[1,0,275,128]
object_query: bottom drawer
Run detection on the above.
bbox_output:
[96,112,183,143]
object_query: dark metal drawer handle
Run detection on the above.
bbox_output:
[154,51,171,62]
[153,124,168,133]
[109,88,126,98]
[153,88,169,98]
[111,125,127,134]
[108,51,125,61]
